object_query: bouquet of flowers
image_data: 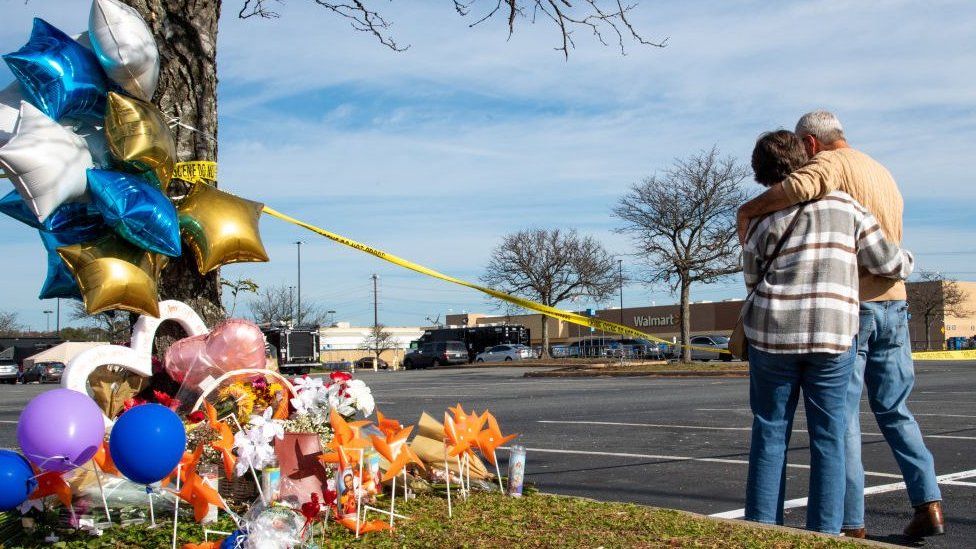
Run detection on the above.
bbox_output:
[290,372,375,419]
[217,375,286,420]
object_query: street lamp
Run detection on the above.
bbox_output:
[618,259,624,325]
[42,310,53,333]
[288,286,295,324]
[294,241,304,325]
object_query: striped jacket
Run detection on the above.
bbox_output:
[742,191,914,354]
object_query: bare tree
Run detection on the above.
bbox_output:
[69,302,132,343]
[221,277,260,317]
[111,0,662,344]
[240,1,666,57]
[907,271,971,350]
[361,324,398,370]
[248,284,328,326]
[613,148,748,363]
[0,311,23,337]
[482,228,618,357]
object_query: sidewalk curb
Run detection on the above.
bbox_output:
[547,493,904,547]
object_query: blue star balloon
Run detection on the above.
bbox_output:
[87,169,181,257]
[3,18,110,121]
[37,202,106,300]
[0,190,42,229]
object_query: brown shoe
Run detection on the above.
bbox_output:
[903,501,945,538]
[841,527,866,538]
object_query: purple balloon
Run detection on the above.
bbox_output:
[17,388,105,472]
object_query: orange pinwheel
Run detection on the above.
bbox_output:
[375,410,403,439]
[320,409,369,466]
[476,411,517,465]
[204,402,236,479]
[161,445,204,488]
[338,516,392,534]
[445,410,486,458]
[93,440,120,476]
[176,470,226,522]
[31,471,72,507]
[449,403,469,422]
[381,444,425,482]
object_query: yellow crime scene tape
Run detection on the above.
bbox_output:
[174,162,726,355]
[911,349,976,361]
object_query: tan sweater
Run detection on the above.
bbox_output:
[781,147,906,302]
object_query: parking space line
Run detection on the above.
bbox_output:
[539,420,752,431]
[942,480,976,487]
[709,468,976,519]
[0,420,16,424]
[505,446,902,479]
[538,420,974,440]
[698,408,976,420]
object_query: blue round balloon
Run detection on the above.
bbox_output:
[87,169,181,257]
[2,18,110,121]
[0,449,37,512]
[110,404,186,485]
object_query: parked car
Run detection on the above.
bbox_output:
[0,362,17,384]
[354,356,389,370]
[403,341,468,369]
[323,360,353,372]
[21,361,65,383]
[474,344,534,363]
[689,335,732,361]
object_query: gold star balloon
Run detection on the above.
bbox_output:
[58,233,166,317]
[104,91,176,192]
[178,183,269,275]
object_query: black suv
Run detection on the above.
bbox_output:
[403,341,468,369]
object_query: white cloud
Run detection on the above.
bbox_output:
[0,1,974,328]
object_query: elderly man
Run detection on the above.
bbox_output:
[736,111,943,539]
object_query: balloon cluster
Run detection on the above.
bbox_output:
[0,388,186,512]
[0,0,269,317]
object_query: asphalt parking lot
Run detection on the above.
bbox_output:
[1,361,972,547]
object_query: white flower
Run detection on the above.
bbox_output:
[233,426,276,477]
[345,380,375,416]
[248,407,284,441]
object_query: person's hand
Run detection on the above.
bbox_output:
[737,208,751,246]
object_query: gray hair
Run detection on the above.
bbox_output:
[795,110,845,143]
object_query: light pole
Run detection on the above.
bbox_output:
[618,259,624,325]
[294,241,304,325]
[288,286,295,324]
[42,310,53,333]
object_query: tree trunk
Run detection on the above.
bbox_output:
[924,313,931,350]
[122,0,224,329]
[540,313,550,359]
[679,278,691,363]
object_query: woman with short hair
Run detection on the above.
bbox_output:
[742,130,914,534]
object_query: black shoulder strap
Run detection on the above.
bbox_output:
[746,202,809,301]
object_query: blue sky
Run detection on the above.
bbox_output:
[1,1,975,330]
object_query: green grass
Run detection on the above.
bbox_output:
[4,493,861,548]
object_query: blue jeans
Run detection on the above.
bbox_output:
[842,300,941,529]
[746,342,855,534]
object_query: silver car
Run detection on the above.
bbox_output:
[0,363,17,384]
[689,335,732,361]
[474,344,534,363]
